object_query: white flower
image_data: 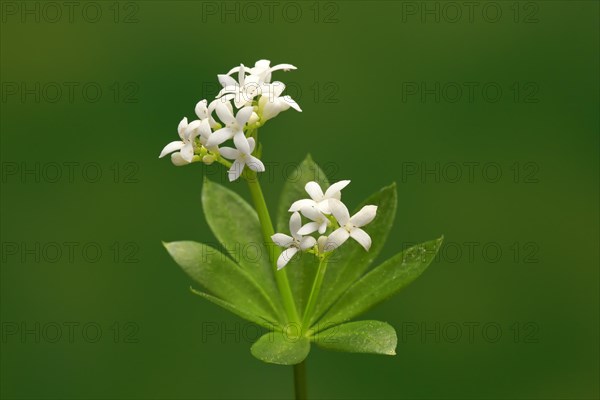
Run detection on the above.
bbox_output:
[159,117,199,163]
[325,200,378,252]
[171,152,193,166]
[217,64,263,108]
[191,99,215,146]
[317,235,329,253]
[227,59,297,84]
[195,99,220,130]
[219,137,265,181]
[271,212,316,270]
[206,103,253,149]
[297,205,330,235]
[289,180,351,215]
[258,82,302,121]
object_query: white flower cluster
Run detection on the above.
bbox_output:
[159,60,301,181]
[272,181,378,269]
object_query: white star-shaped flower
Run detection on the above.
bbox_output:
[271,212,317,270]
[195,99,221,130]
[190,99,216,147]
[325,200,378,252]
[297,205,330,235]
[217,64,263,108]
[159,117,200,164]
[289,180,351,215]
[206,103,253,149]
[227,59,297,84]
[219,137,265,182]
[258,81,302,122]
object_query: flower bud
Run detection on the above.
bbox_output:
[317,235,329,254]
[202,155,215,165]
[171,152,191,166]
[248,111,260,125]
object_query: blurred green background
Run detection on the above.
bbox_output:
[1,1,598,399]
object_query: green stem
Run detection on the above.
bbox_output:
[245,170,300,324]
[293,361,307,400]
[302,255,329,329]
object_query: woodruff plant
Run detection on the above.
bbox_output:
[160,60,443,399]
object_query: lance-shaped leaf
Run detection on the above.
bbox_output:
[310,183,397,325]
[275,154,330,315]
[202,178,284,319]
[164,241,280,325]
[251,330,311,365]
[316,237,443,327]
[190,287,276,330]
[312,320,397,355]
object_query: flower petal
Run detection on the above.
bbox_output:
[238,64,246,85]
[300,205,326,223]
[271,233,294,248]
[318,221,328,235]
[350,205,378,227]
[226,65,241,76]
[324,228,350,252]
[195,99,208,120]
[185,119,202,140]
[215,103,236,125]
[350,228,372,251]
[283,95,302,112]
[218,74,238,88]
[177,117,188,138]
[289,212,302,238]
[206,127,234,148]
[269,63,297,73]
[246,155,265,172]
[207,99,221,128]
[324,180,351,199]
[159,141,184,158]
[297,222,319,236]
[236,106,254,126]
[288,199,317,212]
[218,147,239,160]
[180,142,194,163]
[277,247,299,270]
[253,59,271,70]
[299,236,317,250]
[170,152,190,166]
[198,119,212,142]
[317,199,333,215]
[305,181,324,201]
[247,137,256,153]
[233,132,250,154]
[234,96,251,109]
[228,159,245,182]
[261,101,283,121]
[270,81,286,98]
[329,199,350,226]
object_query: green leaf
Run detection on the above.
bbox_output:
[317,237,443,327]
[311,183,397,324]
[190,287,275,330]
[275,154,330,315]
[251,330,311,365]
[202,179,283,319]
[312,320,397,355]
[164,241,280,325]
